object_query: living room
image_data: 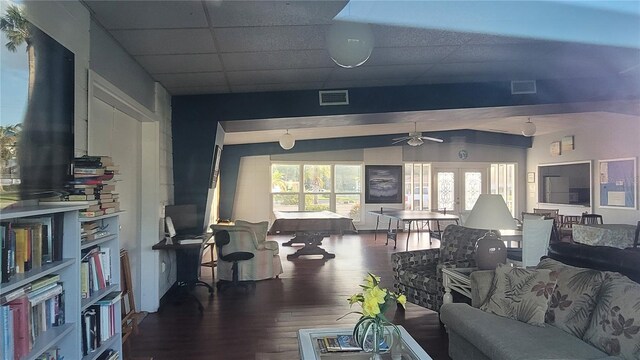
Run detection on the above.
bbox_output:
[1,1,639,360]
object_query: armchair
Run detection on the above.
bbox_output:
[210,220,283,281]
[391,224,487,311]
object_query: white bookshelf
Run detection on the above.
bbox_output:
[0,205,123,359]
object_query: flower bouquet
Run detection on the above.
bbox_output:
[339,273,407,357]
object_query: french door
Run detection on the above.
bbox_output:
[432,167,488,213]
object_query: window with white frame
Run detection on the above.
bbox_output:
[271,163,362,222]
[490,163,516,216]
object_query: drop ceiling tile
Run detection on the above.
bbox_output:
[423,61,536,79]
[135,54,222,74]
[214,26,327,53]
[226,68,332,86]
[230,82,325,94]
[111,29,216,55]
[221,50,334,71]
[154,72,227,88]
[372,26,471,47]
[366,46,459,66]
[446,43,558,63]
[465,33,542,45]
[206,1,346,27]
[169,85,230,96]
[85,1,208,29]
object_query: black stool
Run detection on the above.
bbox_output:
[214,230,255,291]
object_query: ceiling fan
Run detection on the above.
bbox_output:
[392,123,444,146]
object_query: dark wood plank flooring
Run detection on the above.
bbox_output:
[127,232,450,360]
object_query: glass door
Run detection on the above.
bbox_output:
[433,167,488,213]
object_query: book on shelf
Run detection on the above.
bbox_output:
[30,274,60,292]
[96,349,118,360]
[80,210,105,218]
[80,246,111,297]
[96,291,121,306]
[7,295,30,359]
[74,168,105,176]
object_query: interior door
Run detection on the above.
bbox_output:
[433,167,488,213]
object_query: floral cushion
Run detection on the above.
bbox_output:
[583,272,640,359]
[536,258,605,338]
[480,264,556,326]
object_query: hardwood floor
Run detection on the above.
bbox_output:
[127,232,450,360]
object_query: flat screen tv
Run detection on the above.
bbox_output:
[538,161,592,206]
[0,4,75,206]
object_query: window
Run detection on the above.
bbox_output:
[404,163,431,210]
[490,163,516,216]
[271,163,362,221]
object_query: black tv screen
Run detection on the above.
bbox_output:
[538,161,592,206]
[0,4,75,204]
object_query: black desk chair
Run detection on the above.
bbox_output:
[214,230,255,291]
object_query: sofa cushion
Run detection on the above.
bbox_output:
[537,258,606,338]
[441,303,612,360]
[234,220,269,242]
[480,264,555,326]
[395,266,439,293]
[584,272,640,359]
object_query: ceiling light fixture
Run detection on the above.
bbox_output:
[521,118,537,137]
[279,129,295,150]
[407,137,424,147]
[326,21,374,68]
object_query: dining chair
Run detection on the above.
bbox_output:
[508,218,554,267]
[559,215,581,242]
[580,214,604,224]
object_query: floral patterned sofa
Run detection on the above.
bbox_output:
[390,224,487,312]
[441,258,640,360]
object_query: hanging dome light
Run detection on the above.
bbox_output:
[521,118,537,137]
[279,130,295,150]
[326,21,374,68]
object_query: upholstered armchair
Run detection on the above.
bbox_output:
[210,220,283,281]
[391,224,487,312]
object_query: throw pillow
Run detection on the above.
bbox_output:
[537,258,605,338]
[234,220,269,242]
[479,264,556,326]
[583,272,640,359]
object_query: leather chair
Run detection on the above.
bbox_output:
[548,242,640,283]
[214,230,255,291]
[210,220,283,282]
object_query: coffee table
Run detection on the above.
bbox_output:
[298,326,432,360]
[441,267,477,308]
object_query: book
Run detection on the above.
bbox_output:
[336,335,362,351]
[30,274,60,292]
[7,295,30,358]
[96,291,121,305]
[80,210,105,218]
[74,168,105,176]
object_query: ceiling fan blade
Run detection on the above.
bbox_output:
[391,136,409,141]
[391,139,407,145]
[421,136,444,143]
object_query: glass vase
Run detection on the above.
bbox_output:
[353,316,400,359]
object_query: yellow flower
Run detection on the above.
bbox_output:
[362,296,381,317]
[364,274,381,288]
[396,294,407,309]
[367,286,387,304]
[348,294,362,305]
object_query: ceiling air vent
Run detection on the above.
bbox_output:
[511,80,537,95]
[319,90,349,106]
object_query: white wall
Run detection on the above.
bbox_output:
[526,115,640,224]
[232,156,272,223]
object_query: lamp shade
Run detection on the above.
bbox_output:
[465,194,517,231]
[326,21,374,68]
[279,131,295,150]
[521,119,537,137]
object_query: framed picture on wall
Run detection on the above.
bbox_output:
[599,157,637,209]
[210,145,222,189]
[365,165,403,204]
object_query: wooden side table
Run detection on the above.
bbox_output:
[441,267,476,309]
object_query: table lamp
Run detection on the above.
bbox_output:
[464,194,518,270]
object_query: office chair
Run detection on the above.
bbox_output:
[214,230,255,291]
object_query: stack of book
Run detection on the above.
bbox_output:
[81,291,120,356]
[81,221,110,243]
[0,275,65,360]
[40,155,120,218]
[80,246,112,299]
[316,334,362,353]
[1,216,61,283]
